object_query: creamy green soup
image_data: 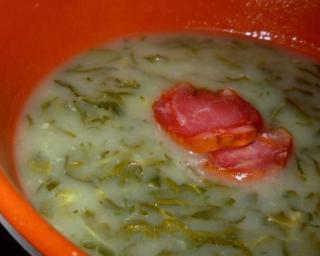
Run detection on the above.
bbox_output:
[16,35,320,256]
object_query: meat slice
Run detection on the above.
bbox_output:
[153,83,263,153]
[205,128,292,183]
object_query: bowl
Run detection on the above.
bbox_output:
[0,1,319,255]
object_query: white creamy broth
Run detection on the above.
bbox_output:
[16,34,320,256]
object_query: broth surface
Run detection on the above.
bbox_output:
[16,34,320,256]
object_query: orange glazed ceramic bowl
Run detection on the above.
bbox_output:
[0,1,319,255]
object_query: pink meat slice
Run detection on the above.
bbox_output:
[206,128,292,183]
[153,83,263,152]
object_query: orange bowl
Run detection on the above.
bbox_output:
[0,1,319,255]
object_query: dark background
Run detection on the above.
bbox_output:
[0,223,29,255]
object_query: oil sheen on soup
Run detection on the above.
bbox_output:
[16,35,320,256]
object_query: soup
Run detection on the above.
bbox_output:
[16,35,320,256]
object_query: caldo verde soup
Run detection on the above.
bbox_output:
[16,35,320,256]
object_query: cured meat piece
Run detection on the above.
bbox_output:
[205,128,292,183]
[153,83,263,153]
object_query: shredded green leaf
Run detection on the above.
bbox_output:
[54,126,77,138]
[83,99,122,115]
[81,209,114,256]
[220,75,250,83]
[310,157,320,176]
[224,198,236,207]
[156,250,175,256]
[270,105,284,124]
[41,97,58,110]
[154,198,194,207]
[266,211,302,232]
[230,216,246,224]
[189,230,252,256]
[143,54,168,63]
[114,78,141,89]
[181,183,207,194]
[282,241,291,256]
[111,160,144,184]
[286,97,315,123]
[258,62,282,82]
[55,80,81,97]
[298,67,320,81]
[29,157,51,175]
[46,179,60,191]
[130,52,138,65]
[66,65,116,73]
[295,77,320,89]
[191,206,221,220]
[282,190,298,199]
[295,154,307,181]
[215,54,241,70]
[26,114,34,126]
[123,220,159,238]
[284,87,313,96]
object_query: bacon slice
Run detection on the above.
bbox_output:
[205,128,292,183]
[153,83,263,153]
